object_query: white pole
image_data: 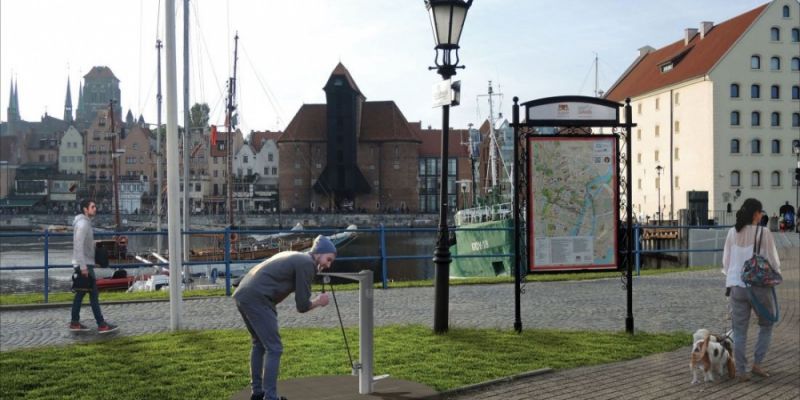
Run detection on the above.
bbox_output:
[359,269,374,394]
[165,0,183,330]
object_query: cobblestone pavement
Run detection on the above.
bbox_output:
[1,238,797,400]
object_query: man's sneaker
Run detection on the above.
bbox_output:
[97,323,119,334]
[69,322,90,332]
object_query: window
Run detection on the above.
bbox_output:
[637,103,642,114]
[752,139,761,154]
[770,27,780,41]
[772,171,781,187]
[793,113,800,127]
[636,129,641,140]
[264,167,268,175]
[637,153,642,164]
[751,111,761,126]
[751,84,760,99]
[654,150,660,162]
[243,155,248,163]
[247,168,252,176]
[731,171,741,187]
[792,57,800,71]
[268,153,273,162]
[793,85,800,99]
[793,28,800,42]
[751,55,761,69]
[771,85,781,99]
[674,176,680,189]
[637,179,642,189]
[674,148,680,160]
[770,56,781,70]
[660,63,673,73]
[655,98,660,110]
[195,183,201,192]
[731,111,740,126]
[784,5,791,18]
[674,92,680,105]
[272,167,277,175]
[771,112,781,127]
[655,177,661,190]
[752,171,761,187]
[731,139,740,154]
[674,121,680,133]
[730,83,740,98]
[772,139,781,154]
[655,125,660,137]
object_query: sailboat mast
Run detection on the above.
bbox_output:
[487,81,498,189]
[109,100,121,231]
[182,0,190,261]
[156,39,163,255]
[594,53,599,98]
[226,33,239,227]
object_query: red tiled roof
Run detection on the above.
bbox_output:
[279,101,421,143]
[278,104,327,142]
[249,130,283,152]
[83,66,119,81]
[418,127,470,157]
[605,4,767,102]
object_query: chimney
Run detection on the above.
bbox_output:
[700,21,714,39]
[684,28,698,45]
[638,45,655,57]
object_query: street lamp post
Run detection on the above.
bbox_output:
[424,0,472,334]
[655,165,663,224]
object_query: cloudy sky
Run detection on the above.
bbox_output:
[1,0,767,135]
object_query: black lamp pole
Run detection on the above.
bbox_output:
[425,0,472,334]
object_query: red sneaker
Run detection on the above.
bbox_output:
[69,322,90,332]
[97,323,119,334]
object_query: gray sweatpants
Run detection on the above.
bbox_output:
[236,300,282,400]
[729,286,775,375]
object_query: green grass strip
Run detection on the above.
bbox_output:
[0,266,714,306]
[0,325,689,399]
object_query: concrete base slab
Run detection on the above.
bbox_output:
[231,375,438,400]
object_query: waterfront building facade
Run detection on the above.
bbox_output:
[58,126,84,175]
[278,63,422,213]
[606,0,800,221]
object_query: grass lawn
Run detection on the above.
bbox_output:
[0,325,689,399]
[0,266,713,306]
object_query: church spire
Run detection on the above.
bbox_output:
[7,78,20,122]
[64,77,73,123]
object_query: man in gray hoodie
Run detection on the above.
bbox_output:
[233,235,335,400]
[69,199,117,333]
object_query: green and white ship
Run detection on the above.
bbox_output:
[450,203,513,278]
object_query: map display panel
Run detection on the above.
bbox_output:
[528,136,618,271]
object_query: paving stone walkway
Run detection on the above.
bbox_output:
[1,236,797,400]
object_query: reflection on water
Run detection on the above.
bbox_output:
[0,230,440,294]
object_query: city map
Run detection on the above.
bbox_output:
[528,136,618,270]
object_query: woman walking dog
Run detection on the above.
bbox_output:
[722,198,781,382]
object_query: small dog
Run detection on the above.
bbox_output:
[690,329,735,384]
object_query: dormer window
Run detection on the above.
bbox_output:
[660,63,673,73]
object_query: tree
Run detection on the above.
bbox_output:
[190,103,210,128]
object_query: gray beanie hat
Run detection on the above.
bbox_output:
[310,235,337,254]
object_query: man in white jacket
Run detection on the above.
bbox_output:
[69,199,117,333]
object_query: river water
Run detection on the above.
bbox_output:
[0,229,439,294]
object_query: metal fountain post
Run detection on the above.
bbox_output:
[318,270,388,394]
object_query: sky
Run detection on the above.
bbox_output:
[0,0,769,135]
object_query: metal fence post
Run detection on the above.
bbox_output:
[380,224,388,289]
[44,229,50,303]
[225,227,231,296]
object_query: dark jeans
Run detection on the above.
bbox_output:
[71,268,105,326]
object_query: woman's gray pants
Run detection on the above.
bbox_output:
[729,286,775,375]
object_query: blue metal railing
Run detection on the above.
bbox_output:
[0,223,730,302]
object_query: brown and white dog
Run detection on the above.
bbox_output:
[690,329,735,384]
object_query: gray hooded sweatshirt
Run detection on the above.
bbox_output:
[72,213,95,268]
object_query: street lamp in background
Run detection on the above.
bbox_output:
[655,165,663,224]
[425,0,472,334]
